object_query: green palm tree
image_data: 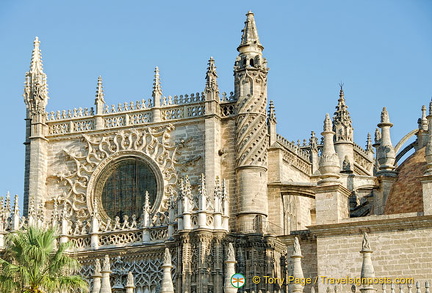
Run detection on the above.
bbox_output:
[0,226,88,293]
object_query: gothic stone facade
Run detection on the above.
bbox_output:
[2,11,432,293]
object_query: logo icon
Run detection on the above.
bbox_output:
[231,273,246,288]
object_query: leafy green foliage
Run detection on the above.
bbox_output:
[0,226,88,293]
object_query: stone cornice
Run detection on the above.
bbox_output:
[307,213,430,236]
[268,182,316,197]
[314,183,351,197]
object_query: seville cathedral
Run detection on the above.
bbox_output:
[2,10,432,293]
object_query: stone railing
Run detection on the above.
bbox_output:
[46,107,95,121]
[353,143,373,175]
[45,91,238,136]
[282,148,312,176]
[276,134,311,162]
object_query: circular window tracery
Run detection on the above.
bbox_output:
[98,157,158,221]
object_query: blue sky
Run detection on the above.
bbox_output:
[0,1,431,203]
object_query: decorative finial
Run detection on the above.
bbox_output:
[420,105,428,131]
[24,36,49,115]
[13,194,19,214]
[152,66,162,99]
[239,11,263,50]
[268,100,276,121]
[339,82,344,98]
[319,113,340,184]
[380,107,390,124]
[366,133,373,152]
[95,76,105,103]
[429,98,432,116]
[205,57,219,93]
[374,128,381,144]
[333,84,353,142]
[310,131,318,151]
[324,113,332,132]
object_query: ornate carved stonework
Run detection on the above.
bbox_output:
[54,125,177,220]
[235,71,268,168]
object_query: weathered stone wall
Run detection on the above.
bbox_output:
[312,215,432,292]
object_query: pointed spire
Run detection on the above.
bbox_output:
[30,37,44,76]
[377,107,396,174]
[94,76,105,116]
[425,102,432,175]
[24,37,49,115]
[238,11,263,51]
[152,66,162,105]
[205,57,219,93]
[333,83,353,142]
[268,100,277,145]
[366,133,373,152]
[420,105,428,131]
[318,114,340,185]
[268,100,276,122]
[95,76,105,103]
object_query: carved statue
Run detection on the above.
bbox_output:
[164,248,172,265]
[102,255,111,271]
[94,259,101,275]
[362,232,371,251]
[227,243,235,261]
[293,237,302,256]
[126,272,135,287]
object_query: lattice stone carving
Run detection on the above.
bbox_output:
[70,236,91,250]
[129,112,152,125]
[220,103,236,117]
[149,227,168,241]
[186,105,205,117]
[161,108,184,120]
[73,119,95,132]
[79,251,176,291]
[104,115,126,128]
[54,125,177,220]
[99,231,142,246]
[48,122,70,135]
